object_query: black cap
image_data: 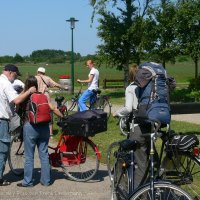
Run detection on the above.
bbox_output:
[4,64,21,76]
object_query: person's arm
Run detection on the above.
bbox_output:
[77,74,94,84]
[12,86,36,105]
[49,103,63,118]
[48,77,68,90]
[113,84,138,117]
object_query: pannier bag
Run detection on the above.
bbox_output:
[167,134,199,152]
[60,109,107,137]
[28,93,51,124]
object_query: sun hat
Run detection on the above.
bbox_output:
[4,64,21,76]
[37,67,46,73]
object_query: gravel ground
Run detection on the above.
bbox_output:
[2,142,111,200]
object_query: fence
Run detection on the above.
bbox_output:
[103,78,189,90]
[103,79,124,89]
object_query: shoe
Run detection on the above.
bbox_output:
[17,183,33,187]
[0,179,11,186]
[40,182,53,186]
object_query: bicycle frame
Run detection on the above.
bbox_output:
[48,134,101,167]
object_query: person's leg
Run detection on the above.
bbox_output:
[22,122,37,186]
[78,90,93,111]
[37,124,51,186]
[0,120,10,184]
[0,141,10,180]
[129,124,151,189]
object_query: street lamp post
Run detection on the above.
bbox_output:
[66,17,78,94]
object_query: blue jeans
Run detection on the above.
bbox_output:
[0,120,10,179]
[78,89,95,112]
[22,122,51,186]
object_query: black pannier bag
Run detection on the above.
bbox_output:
[166,134,199,152]
[59,110,107,137]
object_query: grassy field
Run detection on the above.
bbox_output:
[0,59,196,85]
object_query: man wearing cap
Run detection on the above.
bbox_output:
[0,64,36,186]
[35,67,68,95]
[35,67,68,137]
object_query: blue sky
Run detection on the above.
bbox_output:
[0,0,100,56]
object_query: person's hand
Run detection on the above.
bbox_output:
[62,86,68,90]
[77,79,81,83]
[29,86,36,94]
[113,112,117,117]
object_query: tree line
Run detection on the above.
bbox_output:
[0,50,95,64]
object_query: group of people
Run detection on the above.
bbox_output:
[0,59,99,187]
[0,64,67,187]
[0,59,169,189]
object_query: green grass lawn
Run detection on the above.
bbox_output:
[0,59,196,86]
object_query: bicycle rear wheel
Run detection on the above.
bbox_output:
[94,96,111,119]
[8,133,24,176]
[129,182,193,200]
[61,138,100,182]
[161,152,200,199]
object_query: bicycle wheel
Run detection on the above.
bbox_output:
[94,96,111,119]
[129,182,193,200]
[61,138,100,182]
[66,99,78,115]
[111,156,129,200]
[119,117,130,136]
[8,133,24,176]
[107,141,122,181]
[161,152,200,199]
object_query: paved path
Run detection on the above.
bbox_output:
[2,140,111,200]
[111,104,200,125]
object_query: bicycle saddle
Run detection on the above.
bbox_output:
[119,139,139,151]
[92,89,101,94]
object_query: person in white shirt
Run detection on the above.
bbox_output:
[77,60,99,111]
[12,79,25,94]
[0,64,36,186]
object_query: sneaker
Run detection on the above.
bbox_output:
[0,179,11,186]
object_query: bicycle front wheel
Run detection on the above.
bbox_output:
[8,133,24,176]
[129,182,193,200]
[107,141,121,181]
[119,117,130,136]
[61,138,100,182]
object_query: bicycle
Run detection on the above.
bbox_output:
[107,116,193,200]
[66,83,112,119]
[156,130,200,199]
[117,113,133,136]
[8,97,103,182]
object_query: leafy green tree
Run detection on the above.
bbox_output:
[175,0,200,78]
[147,0,179,68]
[13,53,24,63]
[0,55,14,64]
[90,0,154,87]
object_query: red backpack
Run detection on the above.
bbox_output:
[28,93,51,124]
